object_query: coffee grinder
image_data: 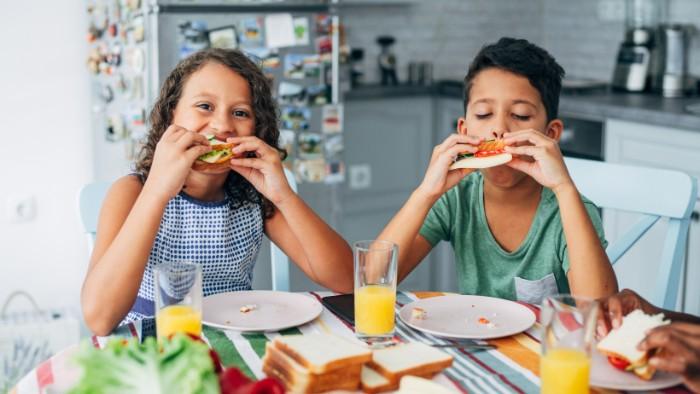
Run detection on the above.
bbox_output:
[376,36,398,86]
[611,0,667,92]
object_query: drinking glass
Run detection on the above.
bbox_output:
[540,294,599,394]
[154,261,203,339]
[353,240,398,347]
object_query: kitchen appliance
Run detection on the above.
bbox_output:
[376,35,397,86]
[611,0,667,92]
[407,61,433,86]
[654,24,693,97]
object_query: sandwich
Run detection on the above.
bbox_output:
[361,342,453,393]
[449,139,512,170]
[192,135,239,171]
[596,309,670,380]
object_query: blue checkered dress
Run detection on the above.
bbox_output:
[121,189,263,325]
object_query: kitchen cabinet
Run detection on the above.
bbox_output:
[604,118,700,314]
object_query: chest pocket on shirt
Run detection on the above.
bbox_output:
[514,273,558,304]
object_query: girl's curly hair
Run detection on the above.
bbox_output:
[134,48,284,219]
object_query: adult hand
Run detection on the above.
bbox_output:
[416,133,481,200]
[145,125,211,202]
[502,129,573,193]
[640,322,700,393]
[228,136,294,205]
[597,289,661,338]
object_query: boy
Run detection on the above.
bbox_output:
[377,37,617,302]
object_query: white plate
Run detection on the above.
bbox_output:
[590,344,683,391]
[398,295,536,339]
[202,291,322,332]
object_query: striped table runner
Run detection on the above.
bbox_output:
[11,291,690,394]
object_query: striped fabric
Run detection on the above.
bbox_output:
[12,292,690,394]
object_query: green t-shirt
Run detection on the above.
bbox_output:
[419,172,607,303]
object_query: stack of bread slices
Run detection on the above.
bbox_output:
[262,333,454,393]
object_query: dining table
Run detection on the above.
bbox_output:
[11,291,692,394]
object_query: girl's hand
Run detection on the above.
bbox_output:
[228,136,294,205]
[503,129,573,192]
[416,134,481,200]
[145,125,211,202]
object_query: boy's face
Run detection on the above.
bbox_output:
[173,61,256,174]
[457,68,562,188]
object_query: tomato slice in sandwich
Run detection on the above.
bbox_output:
[607,355,631,371]
[473,139,506,158]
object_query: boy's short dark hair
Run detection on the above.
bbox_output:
[463,37,565,121]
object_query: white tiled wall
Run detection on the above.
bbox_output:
[342,0,700,83]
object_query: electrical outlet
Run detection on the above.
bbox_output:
[349,164,371,190]
[5,194,36,223]
[598,0,625,22]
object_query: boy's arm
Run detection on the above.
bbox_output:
[378,133,481,282]
[504,129,618,298]
[555,183,618,298]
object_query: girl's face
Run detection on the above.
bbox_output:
[173,61,256,167]
[458,67,560,188]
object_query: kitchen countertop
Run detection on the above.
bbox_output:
[344,82,700,131]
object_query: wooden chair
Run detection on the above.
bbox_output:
[565,157,697,309]
[77,169,297,291]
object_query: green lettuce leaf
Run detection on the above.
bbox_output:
[69,334,220,394]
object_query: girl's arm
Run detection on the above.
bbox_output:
[504,129,618,298]
[82,126,211,335]
[228,136,353,292]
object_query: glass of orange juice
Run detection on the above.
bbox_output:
[154,261,203,339]
[354,240,398,348]
[540,294,599,394]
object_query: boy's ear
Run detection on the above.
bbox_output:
[545,119,564,141]
[457,117,468,135]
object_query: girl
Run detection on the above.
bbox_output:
[81,48,352,336]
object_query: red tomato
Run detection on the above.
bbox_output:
[475,149,505,158]
[607,355,630,371]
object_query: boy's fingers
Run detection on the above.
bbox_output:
[639,327,688,353]
[503,130,549,146]
[664,322,700,337]
[606,297,624,329]
[504,145,540,157]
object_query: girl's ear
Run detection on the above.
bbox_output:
[545,118,564,141]
[457,117,468,135]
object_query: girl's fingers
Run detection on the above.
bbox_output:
[176,130,209,150]
[162,125,188,141]
[229,157,268,170]
[232,139,276,158]
[184,144,213,162]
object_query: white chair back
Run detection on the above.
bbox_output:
[77,168,296,291]
[565,157,697,309]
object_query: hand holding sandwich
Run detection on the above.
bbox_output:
[502,129,573,193]
[640,323,700,392]
[416,133,482,200]
[145,125,212,203]
[227,136,294,206]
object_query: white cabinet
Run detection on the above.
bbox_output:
[604,118,700,314]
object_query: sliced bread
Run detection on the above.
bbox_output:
[271,333,372,374]
[368,342,453,383]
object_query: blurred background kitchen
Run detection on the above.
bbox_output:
[1,0,700,387]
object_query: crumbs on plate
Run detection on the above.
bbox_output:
[411,307,427,320]
[477,317,497,329]
[239,304,257,313]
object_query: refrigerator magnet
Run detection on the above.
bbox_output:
[295,158,326,183]
[324,161,345,185]
[297,133,323,160]
[281,106,310,131]
[208,25,238,49]
[308,85,329,106]
[322,104,343,134]
[278,82,305,106]
[239,18,264,47]
[264,13,295,49]
[324,134,344,157]
[293,17,310,46]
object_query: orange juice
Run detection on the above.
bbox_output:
[355,285,396,335]
[156,305,202,338]
[540,348,591,394]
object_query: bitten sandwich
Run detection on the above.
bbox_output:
[193,135,240,171]
[596,309,670,380]
[449,139,512,170]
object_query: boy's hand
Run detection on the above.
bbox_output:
[417,134,481,200]
[596,289,661,338]
[640,323,700,392]
[502,129,573,192]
